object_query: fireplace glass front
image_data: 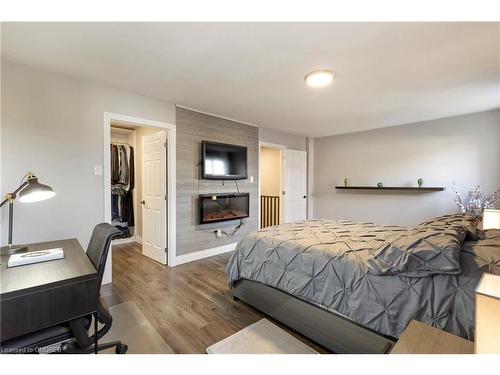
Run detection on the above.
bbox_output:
[199,193,249,224]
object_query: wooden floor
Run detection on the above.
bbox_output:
[102,242,327,353]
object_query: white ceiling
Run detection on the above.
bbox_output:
[2,22,499,137]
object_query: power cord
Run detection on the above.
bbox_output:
[222,218,244,237]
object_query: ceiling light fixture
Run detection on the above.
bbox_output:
[304,70,335,88]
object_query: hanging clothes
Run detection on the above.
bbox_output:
[111,144,119,185]
[123,146,135,226]
[122,191,134,226]
[110,143,135,233]
[118,145,129,186]
[111,186,127,222]
[111,194,120,221]
[128,146,135,191]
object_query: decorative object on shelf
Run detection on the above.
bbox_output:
[377,182,383,188]
[335,186,444,192]
[417,178,423,187]
[0,172,55,255]
[483,209,500,230]
[344,178,349,187]
[452,183,499,217]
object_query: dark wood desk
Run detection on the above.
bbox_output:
[1,239,98,347]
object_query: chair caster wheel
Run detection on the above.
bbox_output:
[116,344,128,354]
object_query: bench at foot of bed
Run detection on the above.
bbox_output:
[232,279,396,354]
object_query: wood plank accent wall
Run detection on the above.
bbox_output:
[175,107,259,256]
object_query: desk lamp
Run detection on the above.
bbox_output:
[0,172,55,255]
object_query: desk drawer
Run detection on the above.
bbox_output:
[1,278,98,342]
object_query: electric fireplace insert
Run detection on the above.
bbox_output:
[199,193,249,224]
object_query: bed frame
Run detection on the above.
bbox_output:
[233,279,396,354]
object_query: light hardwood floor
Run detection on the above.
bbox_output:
[101,242,327,353]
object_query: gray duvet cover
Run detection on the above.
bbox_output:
[226,220,500,340]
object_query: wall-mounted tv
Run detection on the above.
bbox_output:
[202,141,247,180]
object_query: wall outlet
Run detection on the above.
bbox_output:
[215,229,222,238]
[250,176,254,183]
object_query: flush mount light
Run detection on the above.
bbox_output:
[304,70,335,88]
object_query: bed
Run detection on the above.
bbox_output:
[226,216,500,353]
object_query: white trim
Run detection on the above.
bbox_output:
[103,113,177,285]
[258,141,286,228]
[175,242,237,266]
[135,235,142,245]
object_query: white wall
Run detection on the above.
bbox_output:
[313,110,500,227]
[1,60,175,251]
[259,128,306,151]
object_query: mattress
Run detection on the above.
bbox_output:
[226,219,500,340]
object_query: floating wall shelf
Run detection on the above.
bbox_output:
[335,186,445,192]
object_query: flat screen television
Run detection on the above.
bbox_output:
[202,141,247,180]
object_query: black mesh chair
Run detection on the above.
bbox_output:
[1,223,128,354]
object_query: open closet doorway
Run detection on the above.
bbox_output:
[103,113,176,284]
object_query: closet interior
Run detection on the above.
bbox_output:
[110,126,137,240]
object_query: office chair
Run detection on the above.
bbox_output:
[1,223,128,354]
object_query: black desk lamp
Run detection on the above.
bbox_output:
[0,172,55,255]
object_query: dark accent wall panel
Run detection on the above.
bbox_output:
[175,107,259,256]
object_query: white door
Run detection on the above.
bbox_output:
[142,131,167,264]
[284,149,307,223]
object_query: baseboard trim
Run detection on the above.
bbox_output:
[175,242,237,266]
[135,235,142,245]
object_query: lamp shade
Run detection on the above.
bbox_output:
[18,178,55,203]
[483,209,500,230]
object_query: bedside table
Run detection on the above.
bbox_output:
[391,320,474,354]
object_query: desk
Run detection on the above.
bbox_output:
[1,239,98,351]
